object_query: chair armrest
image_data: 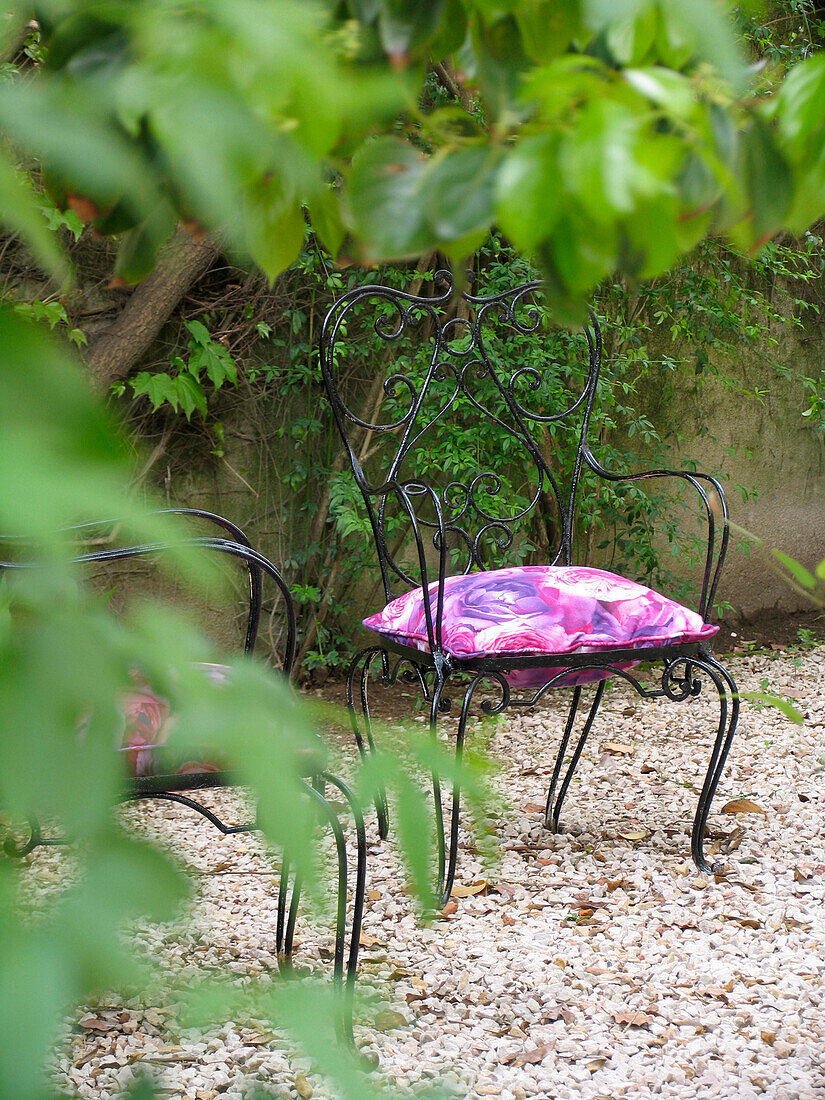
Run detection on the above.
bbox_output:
[581,446,729,622]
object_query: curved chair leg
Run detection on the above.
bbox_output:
[276,854,302,972]
[346,646,390,839]
[320,773,367,1047]
[688,655,739,874]
[429,670,451,908]
[302,782,356,1046]
[544,686,583,829]
[545,680,607,834]
[436,672,500,909]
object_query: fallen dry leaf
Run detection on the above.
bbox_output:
[721,798,767,815]
[368,889,382,901]
[358,932,384,948]
[504,1042,555,1067]
[373,1009,407,1032]
[603,741,634,755]
[619,829,648,842]
[295,1073,313,1099]
[611,1010,653,1027]
[723,913,762,929]
[450,881,488,898]
[78,1017,116,1032]
[492,882,517,899]
[700,986,730,1003]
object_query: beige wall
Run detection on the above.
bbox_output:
[649,322,824,615]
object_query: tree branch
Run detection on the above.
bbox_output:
[83,227,221,391]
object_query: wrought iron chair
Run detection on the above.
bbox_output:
[0,509,365,1044]
[320,271,738,909]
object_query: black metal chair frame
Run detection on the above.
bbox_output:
[0,508,366,1045]
[320,271,739,909]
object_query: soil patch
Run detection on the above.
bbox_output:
[714,605,825,654]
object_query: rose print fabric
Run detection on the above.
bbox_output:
[117,663,230,778]
[363,565,717,688]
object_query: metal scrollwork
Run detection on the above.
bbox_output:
[3,819,43,858]
[662,658,704,702]
[473,671,511,716]
[320,274,602,598]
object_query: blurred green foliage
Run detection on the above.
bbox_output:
[0,304,473,1097]
[1,1,825,1096]
[1,1,825,317]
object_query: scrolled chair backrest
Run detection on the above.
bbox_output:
[320,270,603,606]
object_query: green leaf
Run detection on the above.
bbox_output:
[346,137,430,259]
[774,52,825,155]
[771,549,817,590]
[515,0,583,63]
[174,372,208,420]
[559,98,659,221]
[604,2,658,66]
[658,0,747,92]
[785,159,825,235]
[623,66,697,121]
[620,192,681,279]
[38,194,84,241]
[0,81,163,223]
[471,12,528,120]
[198,341,238,388]
[548,209,617,296]
[738,690,804,725]
[738,117,793,245]
[244,182,305,282]
[185,319,212,347]
[428,0,468,59]
[377,0,447,59]
[426,146,500,243]
[113,203,176,284]
[496,133,562,250]
[0,154,67,279]
[0,308,136,537]
[307,186,346,258]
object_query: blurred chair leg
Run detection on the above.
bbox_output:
[346,646,390,839]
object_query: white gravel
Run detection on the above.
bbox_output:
[40,647,825,1099]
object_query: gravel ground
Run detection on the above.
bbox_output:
[42,647,824,1099]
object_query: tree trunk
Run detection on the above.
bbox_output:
[84,227,221,390]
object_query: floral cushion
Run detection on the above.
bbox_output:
[118,663,230,779]
[363,565,718,689]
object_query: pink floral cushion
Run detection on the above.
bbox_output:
[363,566,718,688]
[118,663,230,779]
